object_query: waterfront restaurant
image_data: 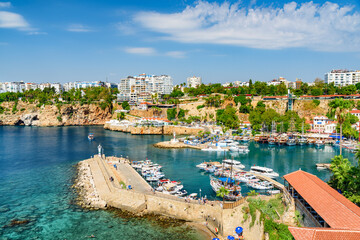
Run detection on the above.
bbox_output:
[284,170,360,239]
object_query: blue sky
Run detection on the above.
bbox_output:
[1,0,360,85]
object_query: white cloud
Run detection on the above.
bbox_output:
[0,10,29,29]
[116,22,136,35]
[27,31,47,35]
[67,24,93,32]
[134,1,360,52]
[165,51,186,58]
[124,47,156,55]
[0,2,11,8]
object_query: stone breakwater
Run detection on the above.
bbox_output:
[72,160,107,209]
[154,141,202,150]
[104,123,204,135]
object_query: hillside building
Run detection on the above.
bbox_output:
[325,70,360,87]
[118,74,173,103]
[187,76,202,88]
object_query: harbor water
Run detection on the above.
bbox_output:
[0,126,355,239]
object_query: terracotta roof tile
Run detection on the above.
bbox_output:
[289,227,360,240]
[284,170,360,229]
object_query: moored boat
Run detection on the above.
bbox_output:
[250,166,279,179]
[88,133,94,141]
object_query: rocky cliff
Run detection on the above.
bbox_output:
[0,101,113,126]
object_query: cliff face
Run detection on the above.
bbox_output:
[0,101,113,126]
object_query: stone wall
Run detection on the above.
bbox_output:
[104,123,204,135]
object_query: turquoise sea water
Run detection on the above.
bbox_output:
[0,126,356,239]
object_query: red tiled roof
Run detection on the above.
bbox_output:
[284,170,360,229]
[263,96,288,99]
[350,110,360,114]
[301,94,360,98]
[289,227,360,240]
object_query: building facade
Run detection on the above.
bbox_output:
[325,70,360,87]
[187,76,202,88]
[118,74,173,103]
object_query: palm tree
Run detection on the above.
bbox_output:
[329,155,351,191]
[328,98,354,155]
[216,186,230,206]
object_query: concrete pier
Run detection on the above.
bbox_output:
[81,155,281,239]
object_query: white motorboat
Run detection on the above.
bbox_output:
[268,137,276,145]
[146,176,161,182]
[298,138,307,145]
[286,138,296,146]
[196,161,222,171]
[188,193,198,200]
[229,145,249,153]
[315,140,325,147]
[250,166,279,179]
[238,173,258,183]
[247,181,273,190]
[88,133,95,141]
[201,146,229,152]
[267,190,281,195]
[222,159,245,169]
[175,189,188,197]
[241,136,250,142]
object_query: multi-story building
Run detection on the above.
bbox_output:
[0,82,26,93]
[187,76,202,88]
[118,74,173,103]
[63,81,105,91]
[313,116,329,132]
[295,79,302,89]
[325,70,360,87]
[267,77,289,87]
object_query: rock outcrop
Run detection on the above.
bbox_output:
[73,160,107,209]
[0,101,113,126]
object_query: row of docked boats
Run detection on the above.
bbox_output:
[197,159,280,200]
[201,140,250,153]
[131,159,196,198]
[262,134,326,147]
[197,159,279,179]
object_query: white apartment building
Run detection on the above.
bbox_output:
[118,74,173,102]
[325,70,360,87]
[63,81,105,91]
[0,82,26,93]
[313,116,329,132]
[187,76,202,88]
[267,77,289,87]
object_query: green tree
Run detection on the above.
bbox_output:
[216,105,240,129]
[167,108,177,120]
[216,186,230,205]
[328,155,360,205]
[328,98,354,155]
[122,101,130,110]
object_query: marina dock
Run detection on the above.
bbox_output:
[81,154,285,240]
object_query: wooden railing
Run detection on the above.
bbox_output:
[223,197,247,209]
